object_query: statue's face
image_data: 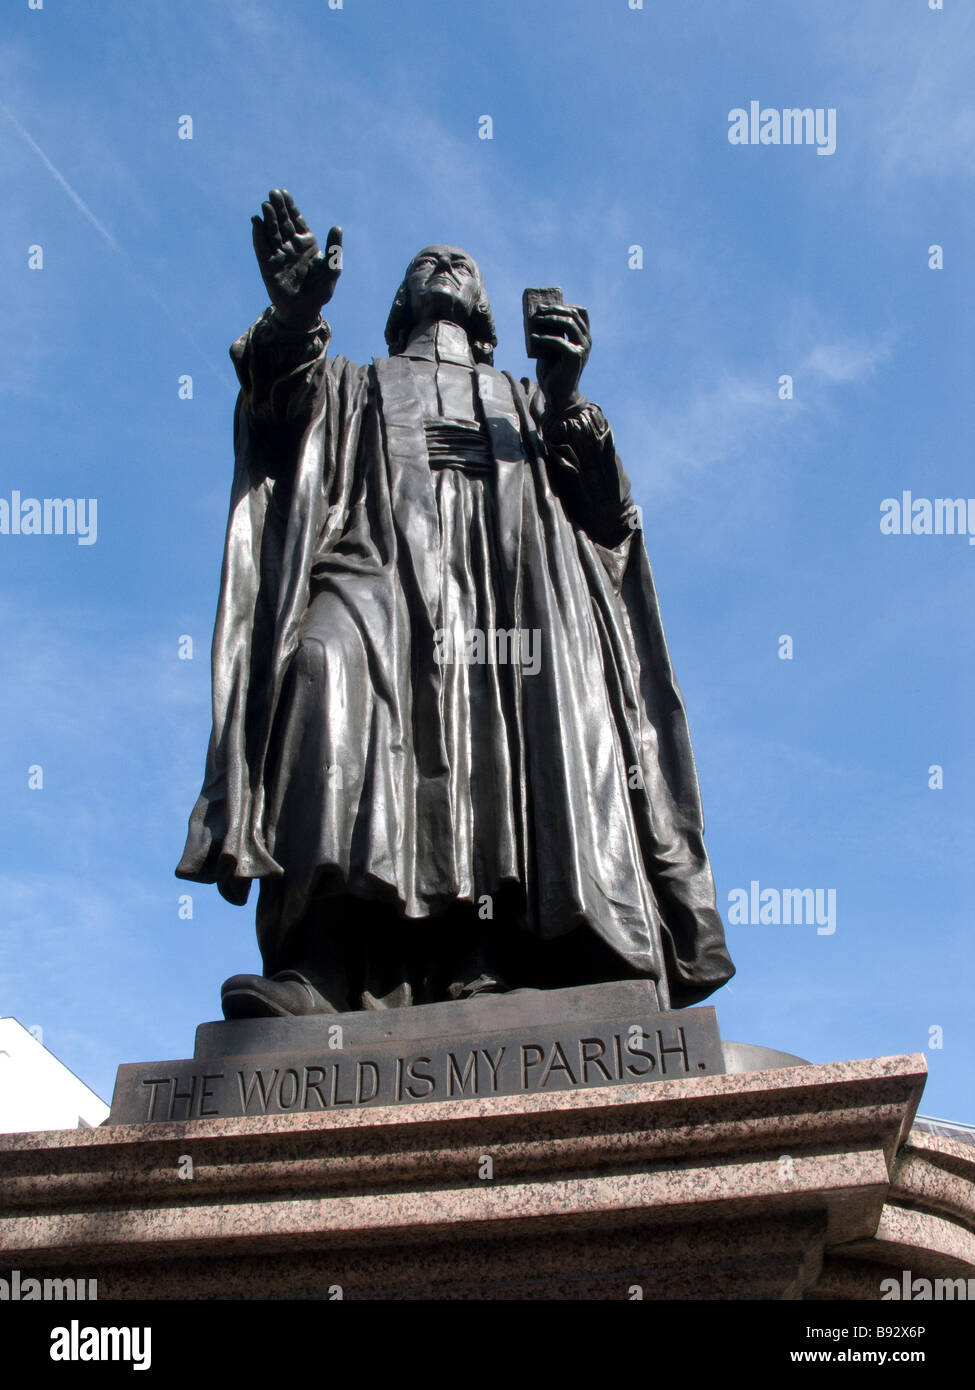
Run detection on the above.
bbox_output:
[405,246,482,326]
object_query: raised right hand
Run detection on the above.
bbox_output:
[252,189,342,330]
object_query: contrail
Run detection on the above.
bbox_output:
[1,101,120,252]
[2,100,236,393]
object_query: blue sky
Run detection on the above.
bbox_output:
[1,0,972,1121]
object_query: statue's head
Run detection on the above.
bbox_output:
[385,245,497,365]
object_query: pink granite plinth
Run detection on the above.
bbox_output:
[814,1127,975,1299]
[1,1053,966,1300]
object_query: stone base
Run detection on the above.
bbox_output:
[107,982,724,1124]
[2,1053,968,1300]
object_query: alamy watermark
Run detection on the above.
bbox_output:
[434,626,541,676]
[881,1270,975,1301]
[728,102,836,156]
[880,492,975,545]
[0,491,97,545]
[728,880,836,935]
[50,1321,150,1371]
[1,1268,97,1300]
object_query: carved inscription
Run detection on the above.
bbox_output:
[126,1018,718,1123]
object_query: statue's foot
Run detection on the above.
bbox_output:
[221,969,336,1019]
[448,972,510,1001]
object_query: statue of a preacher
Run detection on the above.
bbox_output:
[177,189,734,1019]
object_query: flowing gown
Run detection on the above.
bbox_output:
[176,313,735,1010]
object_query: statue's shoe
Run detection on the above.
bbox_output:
[221,970,336,1019]
[448,972,510,1001]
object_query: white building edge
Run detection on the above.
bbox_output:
[0,1017,109,1133]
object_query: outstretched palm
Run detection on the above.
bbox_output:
[252,189,342,330]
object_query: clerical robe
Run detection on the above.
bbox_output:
[176,310,734,1009]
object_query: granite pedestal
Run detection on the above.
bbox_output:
[3,1048,964,1300]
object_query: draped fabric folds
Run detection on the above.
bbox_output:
[176,313,735,1008]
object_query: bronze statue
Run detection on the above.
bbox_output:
[176,189,734,1018]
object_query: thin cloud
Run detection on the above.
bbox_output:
[802,339,891,384]
[818,3,975,184]
[619,319,894,503]
[619,369,790,504]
